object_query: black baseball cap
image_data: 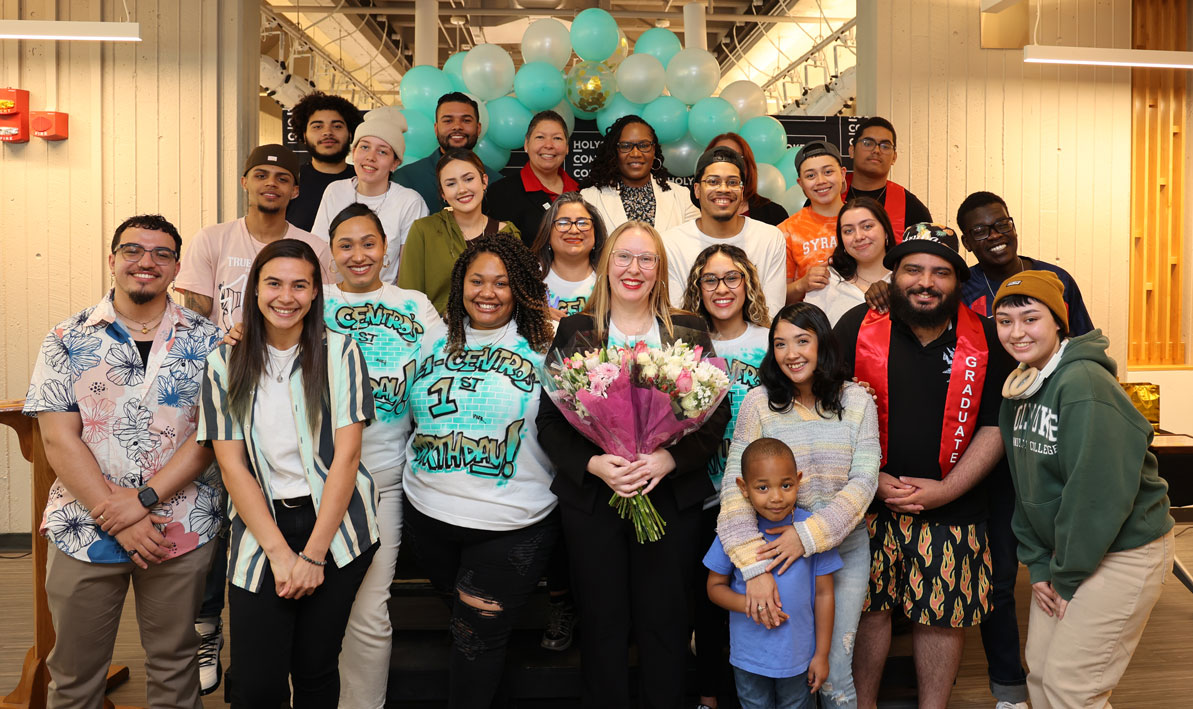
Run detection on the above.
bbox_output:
[794,140,844,171]
[884,222,970,281]
[243,144,301,179]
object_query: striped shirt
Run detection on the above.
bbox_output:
[717,382,880,578]
[197,329,379,592]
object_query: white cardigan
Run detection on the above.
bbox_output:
[580,179,700,234]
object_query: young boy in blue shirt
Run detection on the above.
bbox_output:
[704,438,841,709]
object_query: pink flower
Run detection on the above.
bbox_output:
[78,395,116,445]
[692,345,704,362]
[675,369,693,393]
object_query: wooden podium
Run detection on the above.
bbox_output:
[0,400,136,709]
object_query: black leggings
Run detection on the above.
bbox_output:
[227,501,376,709]
[402,498,558,709]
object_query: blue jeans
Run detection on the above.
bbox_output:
[734,666,814,709]
[819,524,871,709]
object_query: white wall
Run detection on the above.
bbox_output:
[857,0,1133,368]
[0,0,259,533]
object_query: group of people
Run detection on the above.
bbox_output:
[22,85,1174,709]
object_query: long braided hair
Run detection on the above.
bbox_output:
[579,115,674,192]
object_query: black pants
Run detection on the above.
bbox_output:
[979,470,1029,699]
[694,504,735,702]
[227,500,377,709]
[403,498,558,709]
[562,484,701,709]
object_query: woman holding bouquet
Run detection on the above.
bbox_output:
[716,302,880,709]
[402,234,559,708]
[679,244,772,709]
[537,221,731,708]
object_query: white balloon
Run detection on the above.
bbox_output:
[551,99,576,136]
[756,163,787,202]
[664,48,721,105]
[778,184,807,215]
[719,80,768,122]
[661,133,703,178]
[521,18,572,71]
[462,43,515,101]
[616,53,665,105]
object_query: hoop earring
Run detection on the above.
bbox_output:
[652,156,663,170]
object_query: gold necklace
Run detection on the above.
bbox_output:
[113,304,165,335]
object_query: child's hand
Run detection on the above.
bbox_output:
[807,653,829,692]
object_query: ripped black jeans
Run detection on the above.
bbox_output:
[403,499,558,708]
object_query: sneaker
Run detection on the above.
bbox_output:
[196,618,223,695]
[995,702,1030,709]
[540,599,577,651]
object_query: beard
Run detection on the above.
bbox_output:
[255,203,282,215]
[889,283,960,330]
[126,285,158,305]
[305,138,350,164]
[438,132,477,151]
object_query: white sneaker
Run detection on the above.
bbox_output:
[195,618,223,696]
[995,702,1030,709]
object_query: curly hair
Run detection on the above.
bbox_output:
[579,115,673,192]
[444,234,554,355]
[111,214,181,254]
[758,303,847,418]
[832,196,896,280]
[290,91,363,139]
[679,244,771,331]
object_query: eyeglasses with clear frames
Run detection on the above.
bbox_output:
[966,217,1015,241]
[858,136,895,154]
[699,177,744,190]
[698,271,744,291]
[114,243,178,265]
[616,140,655,154]
[610,249,659,270]
[553,218,593,232]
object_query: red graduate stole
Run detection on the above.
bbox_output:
[854,306,988,476]
[846,174,908,240]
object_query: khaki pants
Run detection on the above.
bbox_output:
[45,541,216,709]
[1024,529,1174,709]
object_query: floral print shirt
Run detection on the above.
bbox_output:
[24,292,223,564]
[619,181,657,225]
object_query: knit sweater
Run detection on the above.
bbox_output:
[717,383,880,579]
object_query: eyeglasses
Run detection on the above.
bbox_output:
[698,271,744,291]
[553,217,593,232]
[616,140,655,154]
[114,243,178,265]
[857,136,895,154]
[610,249,659,270]
[966,216,1015,241]
[699,177,743,190]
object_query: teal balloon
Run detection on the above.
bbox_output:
[400,109,437,162]
[740,115,787,165]
[634,28,682,68]
[486,96,534,150]
[642,95,688,144]
[687,97,739,147]
[572,105,597,120]
[514,61,566,112]
[661,133,702,178]
[596,93,644,136]
[474,136,511,171]
[400,66,453,119]
[773,144,804,189]
[570,8,619,62]
[443,52,468,92]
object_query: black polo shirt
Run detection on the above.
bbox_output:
[834,303,1015,524]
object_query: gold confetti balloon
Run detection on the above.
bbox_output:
[566,60,616,114]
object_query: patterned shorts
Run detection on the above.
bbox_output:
[861,508,992,628]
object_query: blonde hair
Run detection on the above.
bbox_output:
[583,220,679,343]
[679,244,771,330]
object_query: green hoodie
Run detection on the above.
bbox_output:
[998,330,1173,601]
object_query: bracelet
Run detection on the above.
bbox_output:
[298,552,326,567]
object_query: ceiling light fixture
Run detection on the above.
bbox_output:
[0,19,141,42]
[1023,44,1193,70]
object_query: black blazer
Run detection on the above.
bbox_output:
[536,312,732,514]
[487,175,556,249]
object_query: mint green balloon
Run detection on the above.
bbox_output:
[514,61,566,112]
[687,97,739,147]
[773,144,805,188]
[642,95,688,144]
[596,93,645,136]
[474,136,511,171]
[400,66,453,120]
[571,8,619,62]
[740,115,787,165]
[486,96,534,150]
[443,52,468,93]
[634,28,682,68]
[399,109,438,162]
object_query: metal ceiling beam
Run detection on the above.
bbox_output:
[759,16,856,91]
[267,4,851,24]
[262,5,389,105]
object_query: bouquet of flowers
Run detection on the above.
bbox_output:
[540,329,731,542]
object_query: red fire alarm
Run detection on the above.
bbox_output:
[0,88,30,143]
[31,111,68,140]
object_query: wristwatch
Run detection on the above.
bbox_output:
[137,485,159,508]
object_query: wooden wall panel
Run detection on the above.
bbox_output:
[858,0,1134,368]
[1129,0,1187,365]
[0,0,259,533]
